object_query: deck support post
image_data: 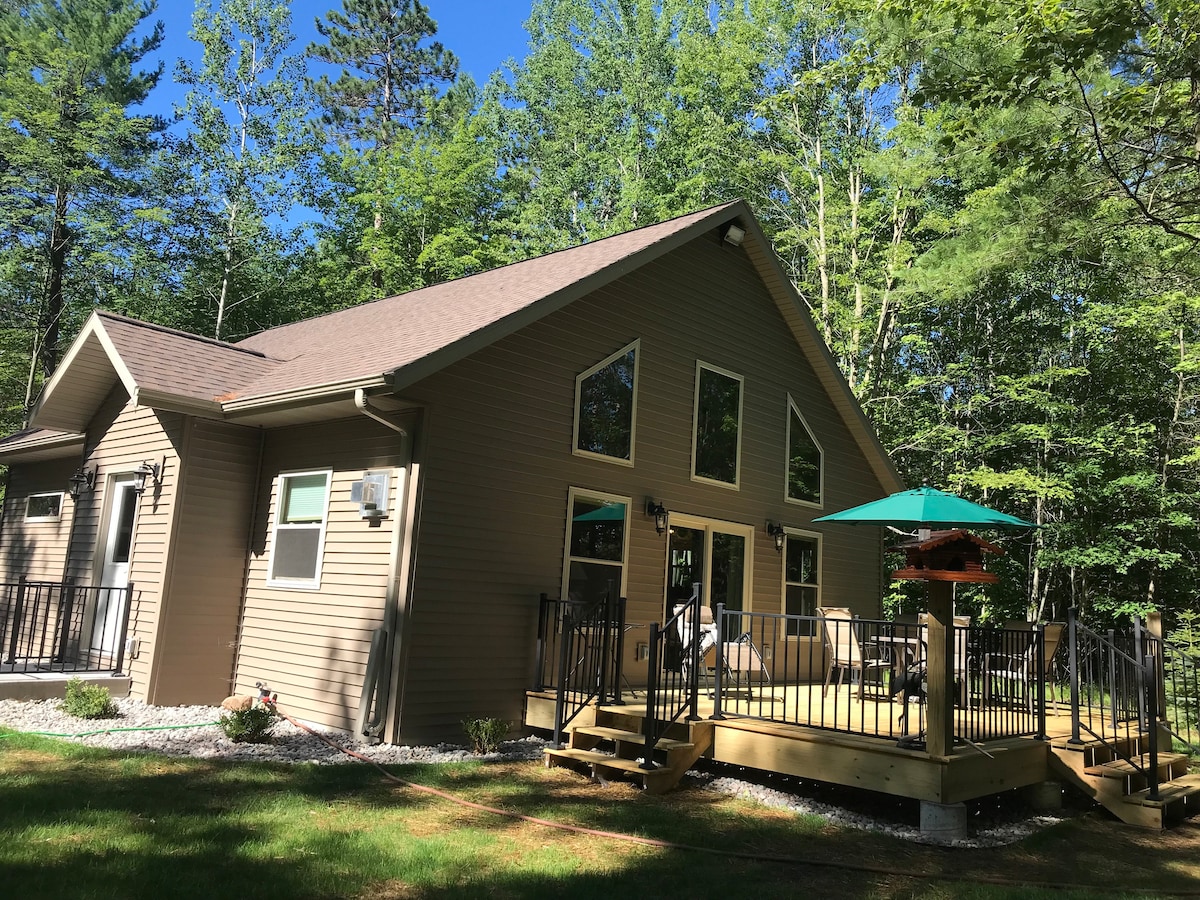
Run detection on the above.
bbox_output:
[919,800,969,841]
[924,580,956,758]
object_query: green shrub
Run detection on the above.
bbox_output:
[219,703,278,743]
[61,678,118,719]
[462,717,510,754]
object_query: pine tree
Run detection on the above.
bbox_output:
[0,0,163,406]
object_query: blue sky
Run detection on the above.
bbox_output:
[144,0,534,117]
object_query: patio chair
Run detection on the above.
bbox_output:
[983,622,1065,712]
[720,631,772,699]
[674,593,717,688]
[817,607,888,698]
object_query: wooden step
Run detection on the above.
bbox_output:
[1123,773,1200,809]
[545,747,655,773]
[1084,752,1189,780]
[573,725,694,751]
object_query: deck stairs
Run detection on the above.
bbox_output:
[1048,733,1200,828]
[544,707,714,794]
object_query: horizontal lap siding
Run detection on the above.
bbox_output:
[233,416,404,734]
[398,232,887,742]
[66,390,184,700]
[0,458,77,582]
[150,419,261,705]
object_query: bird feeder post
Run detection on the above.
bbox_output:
[924,580,955,758]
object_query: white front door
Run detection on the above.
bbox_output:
[93,476,138,655]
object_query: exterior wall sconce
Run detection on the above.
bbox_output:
[133,459,162,495]
[646,500,668,535]
[67,467,96,501]
[722,223,746,246]
[767,521,786,553]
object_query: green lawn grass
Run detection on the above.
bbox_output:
[2,727,1198,899]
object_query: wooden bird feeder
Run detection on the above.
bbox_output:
[888,529,1003,583]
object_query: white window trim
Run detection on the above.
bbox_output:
[690,361,744,490]
[572,339,640,467]
[24,491,64,522]
[664,512,754,615]
[266,468,333,590]
[560,487,631,602]
[784,394,824,508]
[782,527,822,633]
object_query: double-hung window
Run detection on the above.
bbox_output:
[268,470,332,589]
[692,362,743,488]
[574,340,639,464]
[562,489,629,605]
[784,532,821,636]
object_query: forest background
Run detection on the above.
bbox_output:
[3,0,1199,627]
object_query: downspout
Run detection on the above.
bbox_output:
[354,389,409,740]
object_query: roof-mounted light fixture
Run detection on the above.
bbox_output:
[67,467,96,501]
[766,521,786,553]
[646,500,668,535]
[722,223,746,247]
[133,459,162,496]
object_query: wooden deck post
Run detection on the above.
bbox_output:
[925,580,955,758]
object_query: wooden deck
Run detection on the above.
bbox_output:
[526,681,1079,805]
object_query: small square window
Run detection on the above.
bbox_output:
[267,470,332,589]
[25,492,63,521]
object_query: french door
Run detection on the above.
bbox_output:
[92,475,138,655]
[664,513,753,619]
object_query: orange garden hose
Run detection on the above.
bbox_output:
[270,704,1200,897]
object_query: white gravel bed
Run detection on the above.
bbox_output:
[0,697,1070,847]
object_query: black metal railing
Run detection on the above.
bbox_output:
[702,610,1045,744]
[1,577,135,676]
[641,589,702,768]
[535,592,625,748]
[1158,628,1200,756]
[1067,608,1156,792]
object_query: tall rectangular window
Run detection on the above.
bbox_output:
[786,396,823,506]
[268,470,332,589]
[574,340,639,464]
[562,489,628,605]
[784,533,820,636]
[692,363,743,487]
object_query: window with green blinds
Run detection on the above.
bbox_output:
[281,473,329,523]
[269,470,332,588]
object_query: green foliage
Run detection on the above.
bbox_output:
[60,678,117,719]
[462,717,510,754]
[219,702,278,743]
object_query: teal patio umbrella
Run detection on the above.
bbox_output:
[811,485,1036,531]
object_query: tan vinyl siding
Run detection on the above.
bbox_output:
[149,419,261,705]
[398,231,888,742]
[66,388,184,700]
[0,458,77,582]
[234,416,404,733]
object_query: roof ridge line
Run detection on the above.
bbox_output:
[232,201,743,342]
[96,311,274,360]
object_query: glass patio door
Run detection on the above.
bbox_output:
[664,514,752,619]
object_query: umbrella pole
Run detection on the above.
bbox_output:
[925,580,956,758]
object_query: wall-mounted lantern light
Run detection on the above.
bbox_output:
[133,459,162,495]
[767,521,786,553]
[67,467,96,501]
[646,500,668,535]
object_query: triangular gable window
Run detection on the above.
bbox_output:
[786,396,822,506]
[574,340,639,465]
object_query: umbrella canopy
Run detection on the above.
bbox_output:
[811,485,1036,530]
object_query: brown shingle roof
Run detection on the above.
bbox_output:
[96,312,280,404]
[231,203,738,400]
